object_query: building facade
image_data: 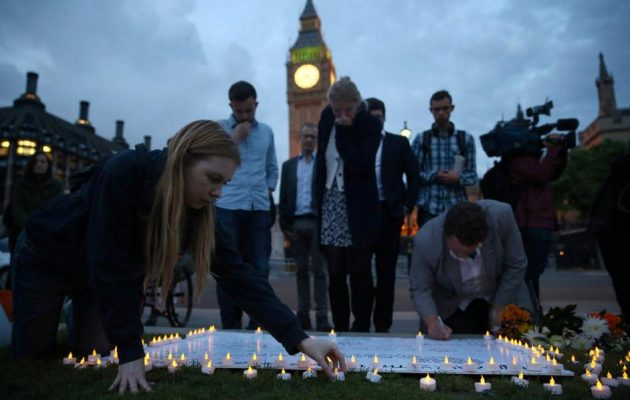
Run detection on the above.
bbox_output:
[580,53,630,149]
[286,0,336,157]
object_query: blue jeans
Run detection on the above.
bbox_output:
[215,207,271,329]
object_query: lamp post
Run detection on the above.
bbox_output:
[399,121,411,139]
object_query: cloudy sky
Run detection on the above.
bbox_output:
[1,0,629,175]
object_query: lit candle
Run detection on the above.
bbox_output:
[590,380,612,399]
[485,356,498,372]
[243,366,258,380]
[600,372,619,388]
[419,373,436,392]
[209,325,216,333]
[95,357,105,369]
[333,367,345,381]
[619,371,630,385]
[585,360,602,375]
[204,352,209,362]
[484,330,492,341]
[167,359,179,373]
[277,368,292,381]
[255,326,263,335]
[167,350,173,361]
[463,357,477,373]
[110,346,119,365]
[508,355,520,372]
[416,330,424,341]
[474,376,491,392]
[348,355,357,370]
[328,329,337,338]
[553,347,563,359]
[179,353,191,367]
[248,353,259,367]
[582,369,599,384]
[275,353,286,368]
[63,352,76,365]
[365,368,382,384]
[543,377,562,395]
[442,355,453,371]
[511,371,529,387]
[87,349,99,365]
[548,358,564,373]
[74,357,86,369]
[571,354,578,364]
[528,356,542,371]
[144,355,153,372]
[372,355,380,369]
[297,353,310,369]
[410,355,418,369]
[303,367,317,379]
[222,352,234,366]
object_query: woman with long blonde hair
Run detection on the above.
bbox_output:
[12,120,345,394]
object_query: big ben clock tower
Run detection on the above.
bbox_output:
[287,0,336,157]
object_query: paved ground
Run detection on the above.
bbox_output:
[144,260,620,336]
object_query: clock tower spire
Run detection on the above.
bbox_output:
[287,0,336,157]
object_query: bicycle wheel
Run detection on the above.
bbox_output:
[166,268,193,327]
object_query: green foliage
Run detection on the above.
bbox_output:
[540,305,582,336]
[553,140,630,219]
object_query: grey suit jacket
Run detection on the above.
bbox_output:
[409,200,532,321]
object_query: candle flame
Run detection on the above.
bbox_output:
[210,325,215,331]
[606,371,612,379]
[180,353,186,361]
[480,376,485,384]
[412,355,417,364]
[144,358,149,366]
[226,352,232,360]
[546,354,551,361]
[417,330,423,337]
[373,368,378,375]
[114,348,118,358]
[169,334,174,340]
[281,369,286,374]
[256,327,262,333]
[145,353,150,360]
[92,349,96,356]
[67,352,73,359]
[512,356,517,365]
[485,330,490,336]
[307,367,312,372]
[334,367,339,374]
[168,351,173,360]
[425,373,430,379]
[204,352,209,360]
[252,353,257,361]
[468,357,473,365]
[489,356,495,365]
[79,357,85,365]
[524,343,529,349]
[530,356,536,364]
[589,349,595,356]
[498,334,503,340]
[596,380,603,390]
[330,329,335,335]
[571,355,576,362]
[96,358,102,366]
[301,354,306,362]
[374,355,379,363]
[171,359,177,368]
[278,353,283,361]
[623,371,628,379]
[351,355,356,363]
[247,366,253,373]
[552,358,557,366]
[591,360,597,368]
[518,372,524,379]
[327,356,332,364]
[444,356,449,364]
[549,377,555,386]
[207,360,212,368]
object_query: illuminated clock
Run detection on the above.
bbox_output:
[294,64,320,89]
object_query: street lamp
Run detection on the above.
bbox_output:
[399,121,411,139]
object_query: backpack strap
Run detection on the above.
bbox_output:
[421,130,432,164]
[456,130,467,156]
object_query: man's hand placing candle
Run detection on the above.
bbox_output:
[424,315,452,340]
[297,337,346,377]
[109,358,152,395]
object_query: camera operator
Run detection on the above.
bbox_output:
[506,134,567,307]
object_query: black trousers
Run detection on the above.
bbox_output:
[12,233,111,359]
[372,205,403,332]
[443,298,491,334]
[324,245,374,332]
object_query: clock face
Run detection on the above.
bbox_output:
[294,64,320,89]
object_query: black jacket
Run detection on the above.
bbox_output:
[278,155,317,232]
[380,132,420,219]
[25,148,307,363]
[315,104,382,246]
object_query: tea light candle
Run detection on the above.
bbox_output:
[328,329,337,338]
[144,356,153,372]
[109,346,118,359]
[484,330,492,341]
[600,372,619,388]
[201,360,214,375]
[209,325,216,333]
[548,358,564,373]
[619,371,630,385]
[87,349,99,365]
[297,353,310,369]
[63,352,76,365]
[255,326,263,335]
[553,347,563,359]
[248,353,259,367]
[511,372,529,387]
[528,356,542,371]
[167,359,179,373]
[508,355,521,372]
[416,330,424,341]
[441,355,453,371]
[365,368,382,384]
[275,353,286,368]
[485,356,498,372]
[474,376,491,392]
[585,360,602,375]
[333,368,345,381]
[372,355,381,369]
[222,352,234,366]
[570,354,579,364]
[582,369,599,384]
[590,380,612,399]
[543,377,562,395]
[303,367,317,379]
[410,355,418,369]
[179,353,192,367]
[419,373,436,392]
[243,366,257,380]
[348,355,357,370]
[463,357,477,373]
[95,358,105,369]
[277,369,291,381]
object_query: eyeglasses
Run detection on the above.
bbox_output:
[430,106,452,113]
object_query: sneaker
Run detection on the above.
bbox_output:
[297,313,312,330]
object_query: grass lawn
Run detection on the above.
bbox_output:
[2,333,629,400]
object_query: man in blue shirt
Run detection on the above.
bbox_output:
[215,81,279,330]
[411,90,478,227]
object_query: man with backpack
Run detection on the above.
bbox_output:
[411,90,478,227]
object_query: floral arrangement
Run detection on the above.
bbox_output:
[500,304,629,352]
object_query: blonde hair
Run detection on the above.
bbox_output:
[144,120,240,300]
[327,76,362,103]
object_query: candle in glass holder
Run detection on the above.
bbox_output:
[582,369,599,384]
[419,373,436,392]
[303,367,317,379]
[442,355,453,371]
[590,380,612,399]
[333,367,345,381]
[63,352,76,365]
[248,353,259,367]
[243,366,257,380]
[511,371,529,387]
[619,371,630,385]
[167,359,179,373]
[297,353,310,369]
[463,357,477,373]
[543,377,562,395]
[474,376,491,392]
[275,353,286,368]
[600,372,619,388]
[222,352,234,366]
[277,369,291,381]
[365,368,382,384]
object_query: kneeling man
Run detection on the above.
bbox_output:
[409,200,532,339]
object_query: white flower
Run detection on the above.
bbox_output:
[570,334,595,351]
[524,326,549,347]
[581,316,609,340]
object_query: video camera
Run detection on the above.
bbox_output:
[480,100,579,158]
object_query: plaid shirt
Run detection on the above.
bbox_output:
[410,125,478,215]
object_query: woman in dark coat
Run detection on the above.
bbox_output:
[315,77,382,332]
[12,120,345,394]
